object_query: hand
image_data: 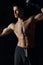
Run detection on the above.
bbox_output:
[41,8,43,13]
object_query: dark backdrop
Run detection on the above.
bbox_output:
[0,0,43,65]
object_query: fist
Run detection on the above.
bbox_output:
[41,8,43,13]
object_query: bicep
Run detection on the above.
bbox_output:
[24,16,34,28]
[8,23,15,30]
[2,23,14,34]
[2,27,12,35]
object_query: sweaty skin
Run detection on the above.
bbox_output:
[0,6,43,48]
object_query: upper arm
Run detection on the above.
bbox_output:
[24,16,34,28]
[0,23,15,36]
[3,23,14,34]
[7,23,15,31]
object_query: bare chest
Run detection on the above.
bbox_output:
[14,22,25,37]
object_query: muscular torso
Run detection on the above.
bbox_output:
[13,21,29,48]
[9,13,43,48]
[12,19,36,48]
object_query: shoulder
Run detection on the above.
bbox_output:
[9,23,15,26]
[8,23,15,30]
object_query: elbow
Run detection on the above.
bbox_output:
[34,15,38,20]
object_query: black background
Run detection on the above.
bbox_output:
[0,0,43,65]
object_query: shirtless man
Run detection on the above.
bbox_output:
[0,4,43,65]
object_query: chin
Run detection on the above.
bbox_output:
[15,15,18,18]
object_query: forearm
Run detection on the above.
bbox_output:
[0,28,11,37]
[0,23,14,37]
[0,28,7,37]
[34,13,43,22]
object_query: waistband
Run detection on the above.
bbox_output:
[16,45,29,49]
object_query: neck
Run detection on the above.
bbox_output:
[18,17,23,22]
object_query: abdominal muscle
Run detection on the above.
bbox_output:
[17,34,29,48]
[14,22,29,48]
